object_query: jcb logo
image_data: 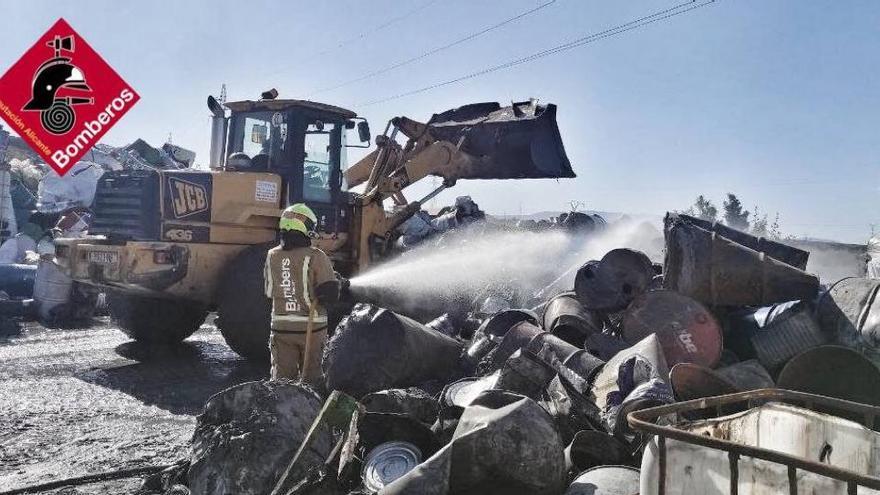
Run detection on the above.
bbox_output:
[168,177,208,218]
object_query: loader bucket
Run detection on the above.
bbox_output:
[425,100,576,180]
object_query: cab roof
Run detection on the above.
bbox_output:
[224,99,357,119]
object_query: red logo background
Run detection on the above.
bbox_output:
[0,18,140,176]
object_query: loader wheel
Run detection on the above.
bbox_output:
[107,291,208,344]
[215,244,273,361]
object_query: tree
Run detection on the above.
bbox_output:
[723,193,750,230]
[751,205,768,237]
[768,213,782,240]
[694,195,718,222]
[682,195,718,222]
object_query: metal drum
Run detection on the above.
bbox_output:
[362,441,422,492]
[442,375,499,410]
[490,320,545,369]
[574,249,654,312]
[0,263,36,298]
[564,465,640,495]
[622,290,723,368]
[777,345,880,408]
[542,292,602,346]
[463,309,538,371]
[33,258,73,321]
[728,300,830,372]
[525,331,604,385]
[670,360,774,402]
[323,304,463,398]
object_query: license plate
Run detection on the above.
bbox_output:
[88,251,119,265]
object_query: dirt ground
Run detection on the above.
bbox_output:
[0,316,267,494]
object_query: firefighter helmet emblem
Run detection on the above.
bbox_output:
[21,35,94,135]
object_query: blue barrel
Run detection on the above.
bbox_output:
[0,263,37,298]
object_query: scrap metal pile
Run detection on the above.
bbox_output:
[0,133,195,326]
[142,212,880,495]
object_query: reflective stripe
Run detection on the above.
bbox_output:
[302,255,312,309]
[264,257,273,299]
[272,313,327,323]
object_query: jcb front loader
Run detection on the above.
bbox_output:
[56,92,575,359]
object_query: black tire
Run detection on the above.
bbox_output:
[215,244,273,361]
[107,291,208,344]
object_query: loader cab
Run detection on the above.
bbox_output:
[221,99,363,234]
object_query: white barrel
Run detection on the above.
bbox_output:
[565,465,639,495]
[34,258,72,321]
[0,166,16,239]
[640,402,880,495]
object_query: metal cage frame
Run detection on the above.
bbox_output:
[627,388,880,495]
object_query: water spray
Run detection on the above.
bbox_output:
[348,219,663,320]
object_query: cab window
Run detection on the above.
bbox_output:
[303,122,333,202]
[228,111,289,169]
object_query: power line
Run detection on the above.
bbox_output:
[357,0,716,107]
[264,0,441,79]
[308,0,558,97]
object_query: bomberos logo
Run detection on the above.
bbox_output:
[168,177,209,219]
[0,18,140,176]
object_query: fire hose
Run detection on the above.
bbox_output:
[0,464,173,495]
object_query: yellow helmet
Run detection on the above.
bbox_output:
[279,203,318,235]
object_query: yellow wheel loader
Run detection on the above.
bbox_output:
[55,92,575,359]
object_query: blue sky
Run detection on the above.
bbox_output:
[2,0,877,242]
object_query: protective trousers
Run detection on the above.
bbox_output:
[269,326,328,385]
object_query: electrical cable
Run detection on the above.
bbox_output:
[264,0,442,79]
[308,0,558,96]
[357,0,716,107]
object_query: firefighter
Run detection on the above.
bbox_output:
[264,203,343,384]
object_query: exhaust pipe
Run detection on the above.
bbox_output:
[207,95,227,170]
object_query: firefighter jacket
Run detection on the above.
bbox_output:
[264,245,335,332]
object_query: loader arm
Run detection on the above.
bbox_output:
[344,99,575,270]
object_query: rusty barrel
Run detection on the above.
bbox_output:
[670,360,774,402]
[574,248,654,312]
[663,214,819,307]
[817,277,880,350]
[667,213,809,269]
[622,290,723,368]
[541,292,602,346]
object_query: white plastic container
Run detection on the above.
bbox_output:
[640,402,880,495]
[33,258,72,321]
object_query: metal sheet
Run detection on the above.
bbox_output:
[663,214,819,307]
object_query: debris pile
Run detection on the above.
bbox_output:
[140,211,880,494]
[0,136,195,325]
